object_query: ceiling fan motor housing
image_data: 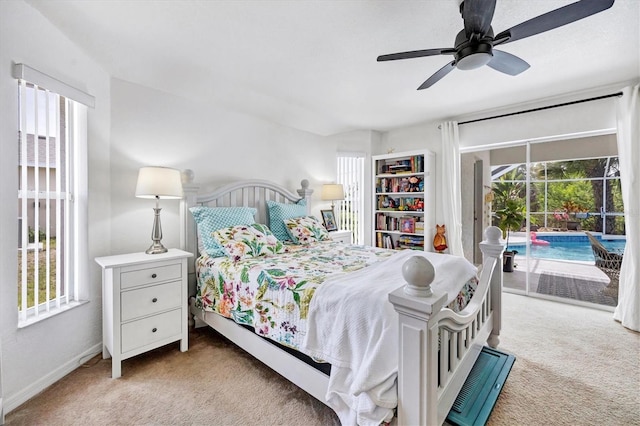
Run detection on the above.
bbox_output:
[454,29,494,70]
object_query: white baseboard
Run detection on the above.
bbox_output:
[3,343,102,415]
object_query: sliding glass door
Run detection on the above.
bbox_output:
[489,137,624,310]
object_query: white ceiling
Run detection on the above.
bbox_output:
[27,0,640,136]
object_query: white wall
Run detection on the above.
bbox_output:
[0,0,111,412]
[109,79,344,255]
[457,92,619,149]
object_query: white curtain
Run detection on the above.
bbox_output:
[440,121,464,257]
[614,84,640,332]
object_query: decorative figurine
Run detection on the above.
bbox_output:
[433,224,448,253]
[408,176,421,192]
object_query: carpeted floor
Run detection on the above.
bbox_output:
[536,273,617,306]
[6,293,640,426]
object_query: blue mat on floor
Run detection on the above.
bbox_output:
[446,346,516,426]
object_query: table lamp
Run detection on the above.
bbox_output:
[135,166,183,254]
[321,183,344,213]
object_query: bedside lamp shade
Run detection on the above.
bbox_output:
[135,166,183,199]
[135,167,183,254]
[321,183,344,211]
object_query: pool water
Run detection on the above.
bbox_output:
[508,238,626,262]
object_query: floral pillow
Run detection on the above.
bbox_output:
[283,216,331,245]
[212,223,286,261]
[189,206,257,257]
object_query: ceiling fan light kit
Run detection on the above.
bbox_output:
[377,0,615,89]
[455,39,493,70]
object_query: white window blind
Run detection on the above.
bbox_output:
[15,65,92,326]
[337,153,365,244]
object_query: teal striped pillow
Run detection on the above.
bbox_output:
[189,206,257,257]
[266,199,307,241]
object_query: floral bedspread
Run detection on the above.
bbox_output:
[196,241,395,349]
[195,241,478,351]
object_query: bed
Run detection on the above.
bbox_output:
[178,173,504,426]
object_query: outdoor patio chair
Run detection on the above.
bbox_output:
[585,232,623,299]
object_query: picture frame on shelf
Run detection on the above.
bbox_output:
[400,217,415,233]
[321,209,338,232]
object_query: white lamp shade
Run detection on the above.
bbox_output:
[135,166,183,199]
[321,184,345,201]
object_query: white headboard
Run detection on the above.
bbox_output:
[179,170,314,294]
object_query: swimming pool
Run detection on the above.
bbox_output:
[508,235,626,262]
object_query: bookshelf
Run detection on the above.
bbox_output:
[372,150,435,251]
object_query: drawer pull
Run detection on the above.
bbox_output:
[152,327,158,333]
[152,297,158,303]
[151,273,157,278]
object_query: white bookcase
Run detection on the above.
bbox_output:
[372,150,435,252]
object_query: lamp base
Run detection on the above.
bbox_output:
[145,241,168,254]
[145,204,168,254]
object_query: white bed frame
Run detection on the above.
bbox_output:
[179,172,504,426]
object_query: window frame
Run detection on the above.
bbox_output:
[14,64,92,327]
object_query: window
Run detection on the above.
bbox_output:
[15,64,93,326]
[491,156,624,235]
[336,153,365,244]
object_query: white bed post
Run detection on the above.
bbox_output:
[296,179,314,214]
[388,256,446,426]
[480,226,504,348]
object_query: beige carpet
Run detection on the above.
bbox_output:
[6,293,640,426]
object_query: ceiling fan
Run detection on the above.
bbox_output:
[377,0,615,90]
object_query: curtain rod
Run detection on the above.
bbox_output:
[458,92,623,126]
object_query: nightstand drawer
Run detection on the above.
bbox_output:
[120,263,182,289]
[121,281,182,322]
[121,309,182,353]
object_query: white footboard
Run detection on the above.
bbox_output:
[389,226,504,426]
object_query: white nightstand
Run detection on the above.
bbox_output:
[95,248,193,378]
[329,230,352,244]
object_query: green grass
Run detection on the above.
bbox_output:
[17,240,58,309]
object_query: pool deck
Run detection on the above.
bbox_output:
[499,232,614,307]
[503,255,609,292]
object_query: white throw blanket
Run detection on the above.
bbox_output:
[302,249,478,426]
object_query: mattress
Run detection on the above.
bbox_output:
[195,241,479,352]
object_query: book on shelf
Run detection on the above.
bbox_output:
[383,234,395,250]
[398,234,424,249]
[378,156,424,175]
[376,176,423,194]
[376,232,396,249]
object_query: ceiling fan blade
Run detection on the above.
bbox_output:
[486,50,530,75]
[463,0,497,38]
[417,61,456,90]
[377,48,455,62]
[495,0,615,45]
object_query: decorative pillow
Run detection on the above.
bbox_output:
[284,216,331,245]
[189,206,257,257]
[213,223,285,261]
[266,199,307,241]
